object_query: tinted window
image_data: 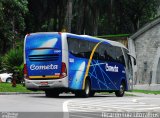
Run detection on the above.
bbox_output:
[106,45,116,61]
[68,37,126,65]
[115,47,125,65]
[123,48,129,67]
[67,37,96,58]
[93,43,116,61]
[93,43,125,65]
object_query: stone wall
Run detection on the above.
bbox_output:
[133,24,160,85]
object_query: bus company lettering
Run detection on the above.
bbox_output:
[105,63,118,72]
[30,64,58,70]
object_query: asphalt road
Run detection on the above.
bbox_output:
[0,93,160,118]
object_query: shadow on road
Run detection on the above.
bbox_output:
[30,94,116,99]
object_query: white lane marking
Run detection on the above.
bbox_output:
[131,99,160,110]
[63,100,72,118]
[63,100,70,112]
[63,97,160,114]
[132,99,137,103]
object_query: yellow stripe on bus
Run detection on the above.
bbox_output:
[29,75,59,79]
[82,41,103,89]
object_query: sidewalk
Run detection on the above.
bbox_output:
[126,91,160,97]
[0,92,44,95]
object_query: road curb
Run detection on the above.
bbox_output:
[0,92,44,95]
[126,92,160,97]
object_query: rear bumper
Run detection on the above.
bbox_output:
[25,77,68,90]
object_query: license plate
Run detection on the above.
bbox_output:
[40,82,48,86]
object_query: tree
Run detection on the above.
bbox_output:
[25,0,160,35]
[26,0,67,32]
[0,0,28,54]
[0,0,160,55]
[122,0,160,32]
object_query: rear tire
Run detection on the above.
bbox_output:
[115,82,125,97]
[45,90,59,97]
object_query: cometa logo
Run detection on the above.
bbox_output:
[30,64,58,70]
[105,63,119,72]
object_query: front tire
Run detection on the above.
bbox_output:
[115,82,125,97]
[90,91,95,97]
[75,79,91,98]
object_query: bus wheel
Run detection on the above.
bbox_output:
[75,79,91,98]
[115,82,125,97]
[45,90,59,97]
[90,91,95,97]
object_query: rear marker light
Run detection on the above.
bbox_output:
[24,64,29,79]
[60,62,67,78]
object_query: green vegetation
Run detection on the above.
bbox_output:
[0,55,2,71]
[0,83,31,92]
[97,34,130,38]
[0,0,160,56]
[2,48,23,72]
[0,0,28,54]
[0,83,43,93]
[132,90,160,95]
[1,48,24,82]
[0,1,160,93]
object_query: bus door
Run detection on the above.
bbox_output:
[122,49,133,90]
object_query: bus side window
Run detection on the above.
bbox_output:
[93,52,99,60]
[123,49,129,67]
[105,45,116,62]
[115,47,125,66]
[67,38,79,56]
[104,50,111,61]
[97,44,105,61]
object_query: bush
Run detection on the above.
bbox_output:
[0,55,2,71]
[2,47,23,73]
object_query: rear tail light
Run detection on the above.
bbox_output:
[24,64,29,79]
[60,62,67,78]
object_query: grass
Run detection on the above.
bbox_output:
[96,34,130,38]
[132,90,160,95]
[2,82,159,95]
[0,83,34,92]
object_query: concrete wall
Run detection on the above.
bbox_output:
[129,19,160,90]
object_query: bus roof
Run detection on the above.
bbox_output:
[27,32,128,50]
[65,33,128,50]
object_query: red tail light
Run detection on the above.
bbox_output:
[60,62,67,78]
[24,64,28,79]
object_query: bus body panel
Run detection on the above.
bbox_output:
[68,53,127,91]
[26,33,62,76]
[68,53,88,89]
[24,32,131,93]
[67,34,128,91]
[25,33,68,89]
[89,60,126,91]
